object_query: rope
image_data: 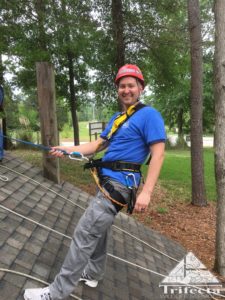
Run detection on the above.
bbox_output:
[0,134,82,158]
[0,204,71,239]
[1,134,52,151]
[0,173,8,181]
[0,204,224,298]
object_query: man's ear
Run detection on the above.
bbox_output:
[137,81,144,92]
[139,85,144,94]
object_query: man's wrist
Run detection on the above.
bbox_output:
[142,186,153,195]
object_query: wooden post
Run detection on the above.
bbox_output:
[36,62,60,183]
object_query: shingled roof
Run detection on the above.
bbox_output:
[0,153,211,300]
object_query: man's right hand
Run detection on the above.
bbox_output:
[49,147,68,157]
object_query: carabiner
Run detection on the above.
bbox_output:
[126,173,137,188]
[69,151,89,161]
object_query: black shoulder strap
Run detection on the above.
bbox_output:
[135,102,146,112]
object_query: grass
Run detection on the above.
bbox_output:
[60,122,93,142]
[10,147,216,203]
[148,148,216,202]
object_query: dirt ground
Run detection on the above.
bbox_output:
[134,184,216,271]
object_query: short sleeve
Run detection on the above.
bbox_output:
[143,108,166,145]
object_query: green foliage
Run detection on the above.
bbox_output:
[18,100,39,131]
[14,129,35,149]
[2,84,20,130]
[1,0,215,135]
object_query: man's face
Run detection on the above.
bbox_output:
[117,76,143,108]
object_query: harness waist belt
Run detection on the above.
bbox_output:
[84,159,141,172]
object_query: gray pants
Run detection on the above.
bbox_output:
[49,180,130,300]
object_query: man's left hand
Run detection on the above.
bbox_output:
[134,191,151,213]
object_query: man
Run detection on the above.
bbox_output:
[24,64,166,300]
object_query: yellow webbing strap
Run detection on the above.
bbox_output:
[106,104,137,140]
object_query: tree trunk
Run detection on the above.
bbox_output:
[67,51,79,146]
[187,0,207,206]
[214,0,225,276]
[111,0,125,111]
[60,0,80,145]
[111,0,125,70]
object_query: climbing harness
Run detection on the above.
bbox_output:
[84,159,141,213]
[84,159,141,173]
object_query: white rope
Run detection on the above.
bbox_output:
[0,268,82,300]
[112,225,178,262]
[0,173,8,181]
[0,204,224,299]
[0,204,71,239]
[0,165,85,210]
[0,164,178,263]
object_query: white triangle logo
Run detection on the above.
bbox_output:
[160,252,221,287]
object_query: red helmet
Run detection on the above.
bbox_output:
[115,64,144,87]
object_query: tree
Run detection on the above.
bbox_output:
[214,0,225,276]
[187,0,207,206]
[111,0,125,110]
[1,1,96,145]
[51,0,97,145]
[111,0,125,70]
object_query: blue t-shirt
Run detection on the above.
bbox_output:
[100,106,166,187]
